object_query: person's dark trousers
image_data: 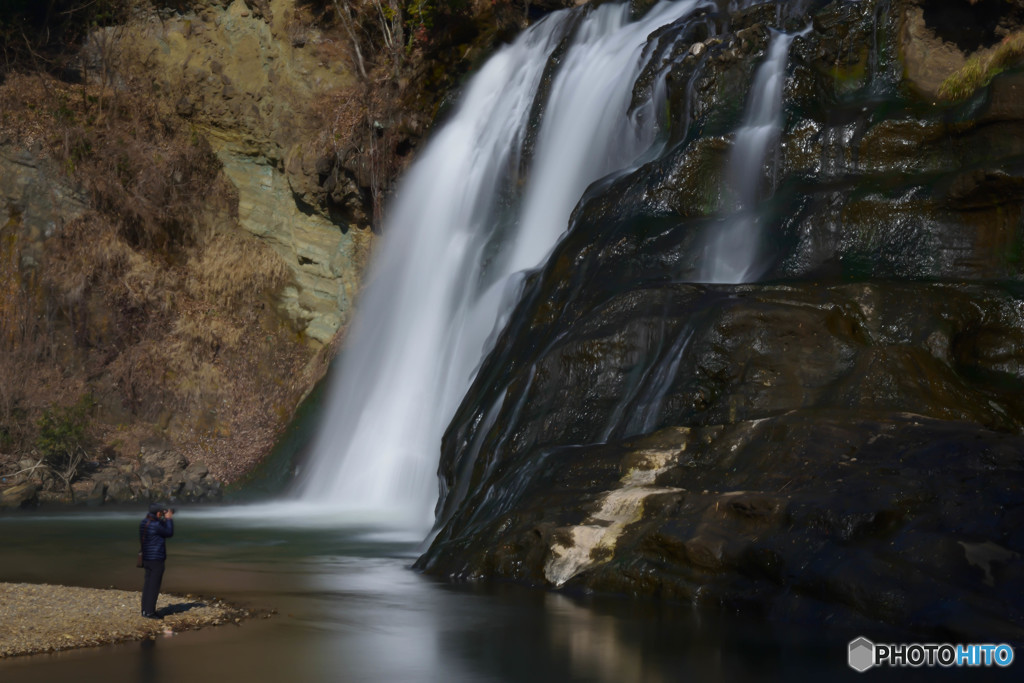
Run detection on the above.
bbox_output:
[141,559,166,616]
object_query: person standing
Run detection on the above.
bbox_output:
[139,502,174,619]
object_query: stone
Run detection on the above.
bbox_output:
[83,481,107,507]
[422,413,1024,641]
[181,481,205,499]
[215,144,370,344]
[980,70,1024,122]
[184,463,209,482]
[91,0,376,346]
[175,95,195,117]
[104,477,134,504]
[0,482,40,509]
[899,4,967,98]
[163,474,185,498]
[0,147,88,269]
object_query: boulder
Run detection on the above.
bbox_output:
[104,477,135,504]
[0,482,40,509]
[81,481,107,507]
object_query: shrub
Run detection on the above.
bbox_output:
[35,394,95,493]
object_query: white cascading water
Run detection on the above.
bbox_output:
[292,1,702,529]
[697,29,799,284]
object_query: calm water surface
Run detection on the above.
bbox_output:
[0,507,999,682]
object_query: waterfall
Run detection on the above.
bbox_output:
[293,1,702,528]
[697,29,800,284]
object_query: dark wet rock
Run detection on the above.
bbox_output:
[422,409,1024,641]
[425,282,1024,529]
[982,71,1024,123]
[419,0,1024,642]
[605,0,1024,283]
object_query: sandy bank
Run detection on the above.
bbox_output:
[0,582,262,658]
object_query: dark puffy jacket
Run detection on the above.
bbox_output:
[139,514,174,561]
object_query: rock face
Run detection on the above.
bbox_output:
[418,0,1024,641]
[0,147,88,270]
[215,147,370,344]
[107,0,373,343]
[1,0,575,507]
[425,414,1024,641]
[1,436,223,508]
[902,0,1024,97]
[85,437,222,504]
[0,3,351,506]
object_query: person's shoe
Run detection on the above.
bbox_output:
[141,611,162,619]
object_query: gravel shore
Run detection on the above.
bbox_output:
[0,582,259,658]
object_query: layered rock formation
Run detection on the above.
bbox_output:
[419,0,1024,641]
[106,0,373,343]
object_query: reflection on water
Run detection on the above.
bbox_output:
[0,510,977,682]
[546,593,662,683]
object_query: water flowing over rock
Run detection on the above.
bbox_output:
[410,0,1024,640]
[295,0,704,524]
[697,27,804,283]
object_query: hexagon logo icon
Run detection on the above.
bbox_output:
[848,637,875,672]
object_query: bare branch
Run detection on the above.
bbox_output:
[333,0,368,80]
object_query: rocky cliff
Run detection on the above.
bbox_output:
[418,0,1024,642]
[0,0,531,506]
[0,0,585,507]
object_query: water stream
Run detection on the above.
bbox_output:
[697,29,802,283]
[294,1,704,528]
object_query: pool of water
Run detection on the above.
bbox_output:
[0,507,1004,682]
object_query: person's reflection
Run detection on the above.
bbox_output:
[138,637,160,683]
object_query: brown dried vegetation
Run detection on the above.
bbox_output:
[0,68,314,493]
[300,0,532,225]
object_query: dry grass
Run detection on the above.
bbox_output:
[185,232,290,309]
[0,67,315,489]
[0,231,42,452]
[938,30,1024,101]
